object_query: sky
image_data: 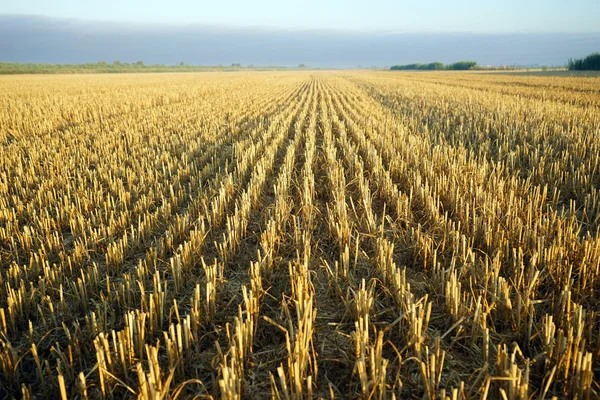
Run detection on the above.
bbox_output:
[3,0,600,33]
[1,2,599,67]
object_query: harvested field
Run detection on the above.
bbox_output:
[1,70,600,399]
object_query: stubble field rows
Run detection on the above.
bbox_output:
[1,70,600,399]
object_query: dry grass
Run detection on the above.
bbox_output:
[1,70,599,399]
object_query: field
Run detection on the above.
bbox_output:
[1,70,600,399]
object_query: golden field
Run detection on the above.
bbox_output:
[1,70,600,399]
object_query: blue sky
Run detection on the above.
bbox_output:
[3,0,600,32]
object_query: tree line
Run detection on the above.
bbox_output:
[390,61,477,71]
[568,53,600,71]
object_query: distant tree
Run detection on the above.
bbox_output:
[298,64,306,68]
[179,61,185,67]
[446,61,477,70]
[391,61,477,71]
[428,62,444,70]
[136,61,144,66]
[568,53,600,70]
[390,63,423,70]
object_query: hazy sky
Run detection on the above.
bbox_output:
[4,0,600,33]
